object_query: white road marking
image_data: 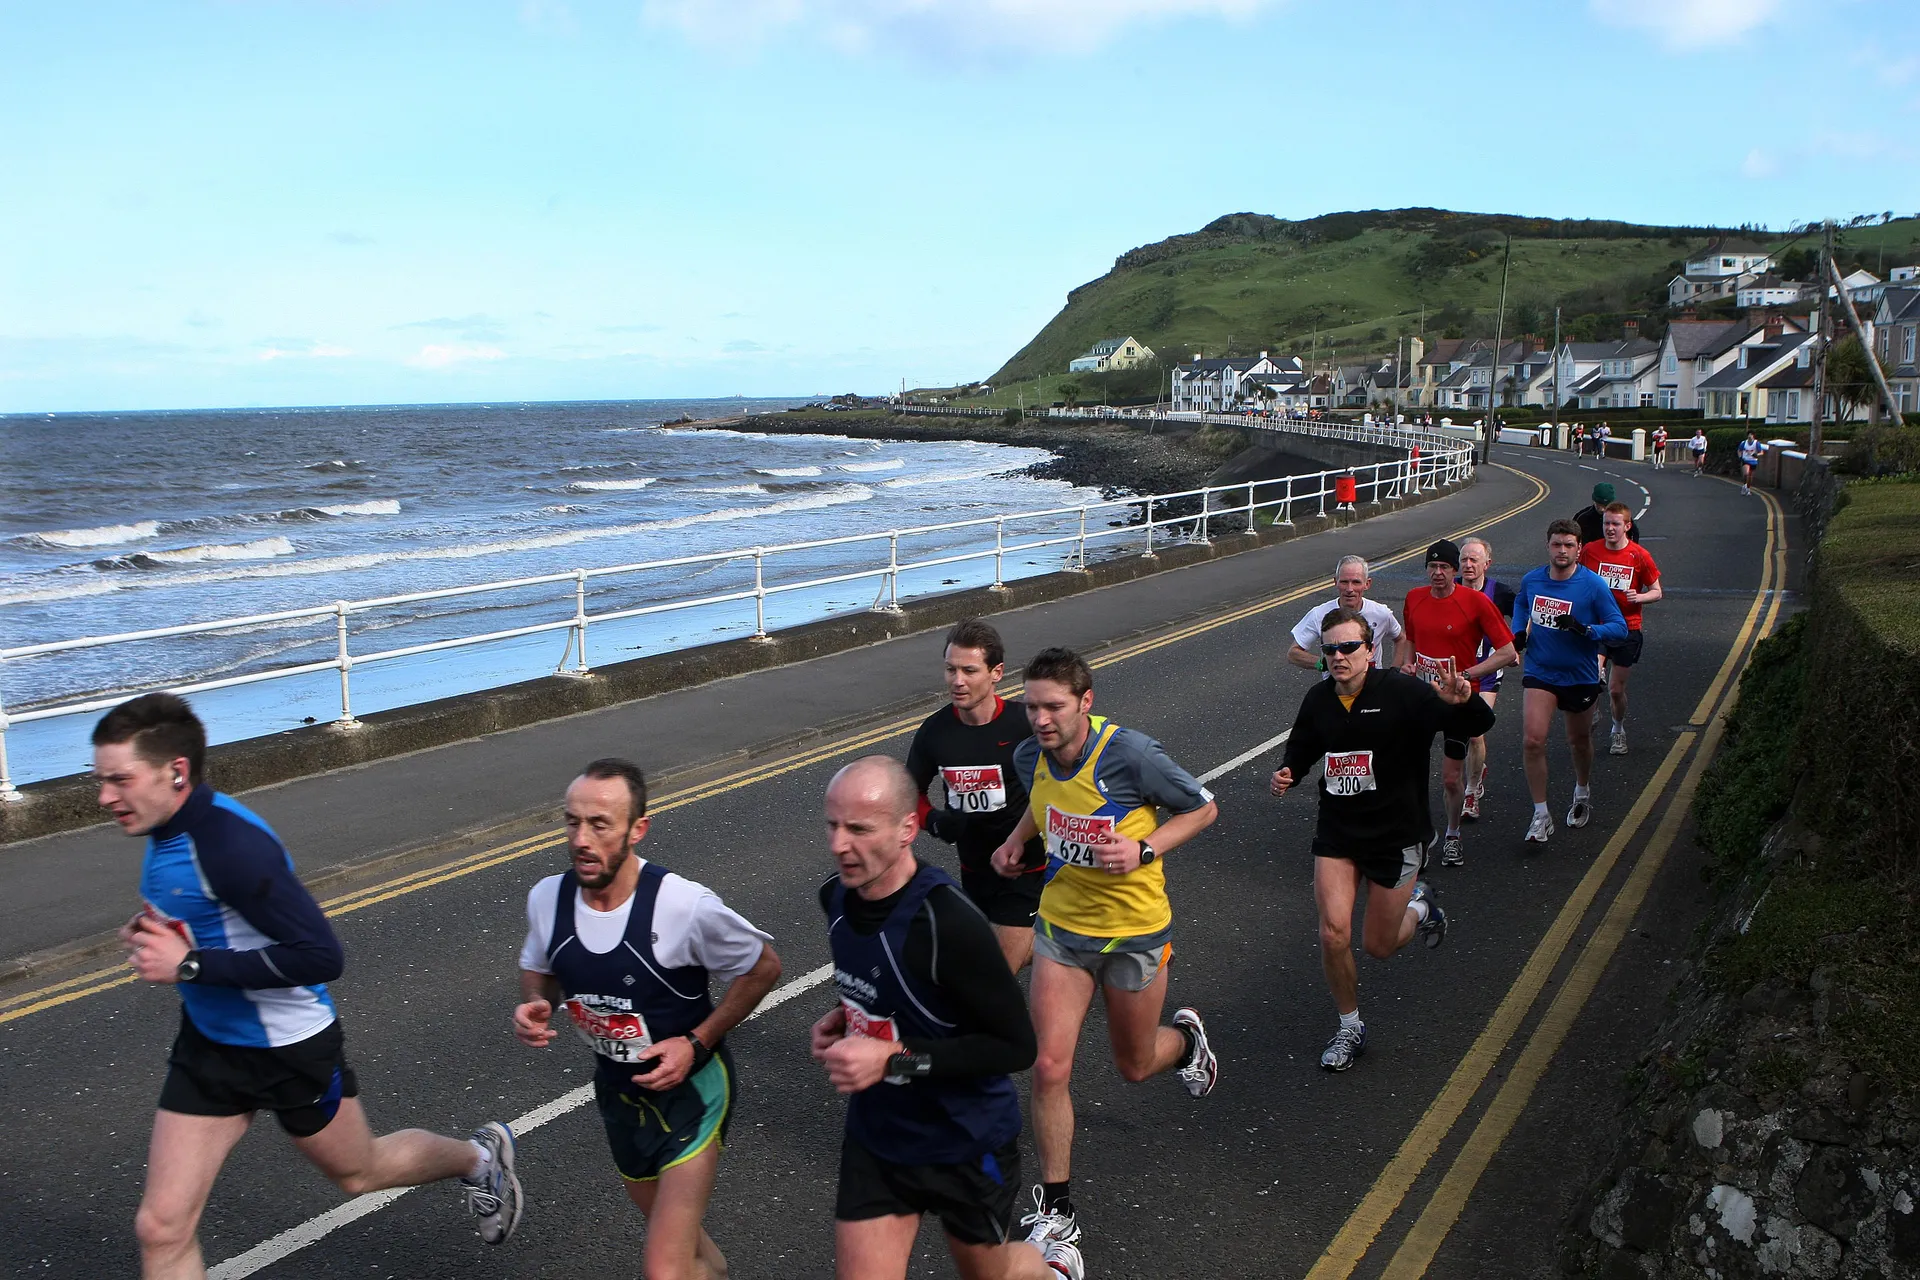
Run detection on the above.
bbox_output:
[208,731,1301,1276]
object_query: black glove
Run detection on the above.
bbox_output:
[923,806,966,844]
[1550,613,1591,638]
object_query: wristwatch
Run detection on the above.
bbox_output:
[1137,840,1157,866]
[176,950,202,984]
[685,1031,714,1071]
[885,1050,933,1083]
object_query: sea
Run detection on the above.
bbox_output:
[0,398,1118,784]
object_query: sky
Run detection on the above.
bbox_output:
[2,0,1916,412]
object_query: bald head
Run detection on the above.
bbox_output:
[826,756,921,898]
[829,756,918,820]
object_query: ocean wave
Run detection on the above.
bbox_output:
[690,484,767,495]
[304,459,369,473]
[838,458,905,473]
[756,466,821,477]
[881,469,1010,489]
[91,537,297,571]
[0,487,876,606]
[14,520,162,549]
[540,504,592,514]
[312,500,402,518]
[568,477,657,493]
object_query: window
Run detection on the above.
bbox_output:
[1641,393,1655,408]
[1698,356,1711,374]
[1665,352,1677,372]
[1787,391,1800,419]
[1905,326,1916,364]
[1660,389,1677,409]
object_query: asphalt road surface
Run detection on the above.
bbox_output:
[0,448,1794,1279]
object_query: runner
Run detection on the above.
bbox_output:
[815,757,1083,1280]
[513,757,782,1280]
[1579,504,1663,756]
[1287,554,1404,674]
[94,693,523,1280]
[1650,425,1668,470]
[1456,536,1517,824]
[1738,431,1764,495]
[1688,428,1709,477]
[1511,521,1630,844]
[1572,482,1639,545]
[1394,539,1516,867]
[988,646,1219,1248]
[905,618,1043,972]
[1270,607,1492,1070]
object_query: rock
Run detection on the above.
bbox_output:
[1695,1109,1726,1150]
[1619,1170,1683,1253]
[1756,1216,1842,1278]
[1741,979,1802,1018]
[1795,1145,1877,1237]
[1848,1072,1878,1113]
[1790,1107,1857,1146]
[1892,1188,1919,1262]
[1708,1183,1760,1244]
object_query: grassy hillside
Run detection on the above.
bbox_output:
[966,209,1920,407]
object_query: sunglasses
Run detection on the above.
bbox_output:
[1319,640,1368,656]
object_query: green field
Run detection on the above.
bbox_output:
[944,210,1920,410]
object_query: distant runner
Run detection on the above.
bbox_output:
[1271,607,1491,1071]
[815,757,1082,1280]
[1738,431,1764,495]
[1395,539,1515,867]
[990,647,1219,1250]
[1457,536,1517,824]
[1512,521,1630,844]
[1580,505,1663,756]
[1650,425,1668,470]
[96,693,522,1280]
[906,619,1044,972]
[1573,482,1638,546]
[1688,428,1709,478]
[513,758,782,1280]
[1288,554,1404,675]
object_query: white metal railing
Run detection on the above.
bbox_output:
[0,427,1472,799]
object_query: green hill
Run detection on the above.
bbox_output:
[965,208,1920,407]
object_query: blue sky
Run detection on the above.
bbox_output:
[3,0,1915,412]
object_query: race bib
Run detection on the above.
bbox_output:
[1530,595,1573,629]
[1414,652,1456,685]
[1595,561,1635,592]
[563,997,653,1063]
[842,997,900,1043]
[941,765,1008,813]
[1045,806,1114,869]
[1324,751,1377,797]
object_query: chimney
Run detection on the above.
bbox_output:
[1746,308,1769,328]
[1764,314,1784,339]
[1259,351,1268,359]
[1623,320,1640,340]
[1678,306,1697,321]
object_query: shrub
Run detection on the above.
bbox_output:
[1695,613,1807,877]
[1835,424,1920,476]
[1000,406,1024,426]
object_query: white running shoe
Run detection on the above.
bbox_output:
[1610,725,1628,756]
[463,1121,523,1245]
[1041,1237,1086,1279]
[1021,1186,1081,1248]
[1173,1007,1218,1098]
[1567,796,1592,828]
[1525,811,1554,844]
[1320,1023,1366,1071]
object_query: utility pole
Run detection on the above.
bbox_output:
[1809,220,1830,459]
[1551,305,1562,447]
[1483,232,1512,466]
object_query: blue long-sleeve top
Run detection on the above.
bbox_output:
[1512,565,1630,686]
[139,785,343,1048]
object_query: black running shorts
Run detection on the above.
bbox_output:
[960,866,1042,928]
[158,1010,358,1138]
[1314,841,1425,890]
[594,1050,733,1182]
[1442,735,1470,761]
[1601,630,1645,669]
[1521,675,1602,714]
[835,1135,1023,1246]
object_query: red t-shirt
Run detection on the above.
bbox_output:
[1580,540,1661,630]
[1401,585,1515,682]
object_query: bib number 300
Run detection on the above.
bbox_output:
[1323,751,1377,797]
[1046,806,1114,868]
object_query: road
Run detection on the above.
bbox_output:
[0,448,1791,1278]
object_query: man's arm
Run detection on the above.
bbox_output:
[188,813,344,989]
[1585,575,1630,646]
[1286,609,1323,670]
[902,888,1035,1076]
[636,896,783,1090]
[1287,642,1322,671]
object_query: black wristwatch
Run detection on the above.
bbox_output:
[176,950,202,984]
[685,1032,714,1071]
[1137,840,1157,866]
[885,1050,932,1082]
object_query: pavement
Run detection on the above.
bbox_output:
[0,449,1795,1279]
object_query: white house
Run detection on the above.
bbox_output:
[1169,353,1293,411]
[1556,337,1660,409]
[1656,318,1748,410]
[1696,324,1814,420]
[1735,275,1812,308]
[1873,286,1920,418]
[1668,241,1774,307]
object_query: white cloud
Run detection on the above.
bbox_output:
[1588,0,1782,50]
[258,342,351,362]
[1740,147,1780,179]
[406,343,507,368]
[640,0,1274,57]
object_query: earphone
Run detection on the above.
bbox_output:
[173,773,185,790]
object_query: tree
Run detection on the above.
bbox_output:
[1057,380,1082,408]
[1512,302,1541,337]
[1441,324,1465,340]
[1774,247,1816,281]
[1826,335,1890,422]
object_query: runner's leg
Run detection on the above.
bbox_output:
[625,1143,727,1280]
[136,1110,251,1280]
[948,1236,1066,1280]
[1029,957,1098,1182]
[1565,703,1597,789]
[1314,856,1363,1015]
[1522,687,1557,804]
[992,925,1034,975]
[293,1096,480,1195]
[1360,877,1419,959]
[835,1214,920,1280]
[1440,755,1466,832]
[1609,661,1631,727]
[1101,965,1185,1083]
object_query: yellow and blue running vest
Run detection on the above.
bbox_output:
[1028,718,1168,938]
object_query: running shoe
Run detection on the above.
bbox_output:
[1320,1023,1366,1071]
[1041,1238,1086,1280]
[1440,834,1465,868]
[1525,811,1554,845]
[1410,880,1448,948]
[1173,1007,1218,1098]
[1610,725,1628,756]
[1021,1186,1081,1248]
[1567,796,1592,828]
[1461,788,1480,822]
[463,1121,523,1245]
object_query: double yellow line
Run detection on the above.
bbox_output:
[1309,487,1785,1279]
[0,467,1550,1029]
